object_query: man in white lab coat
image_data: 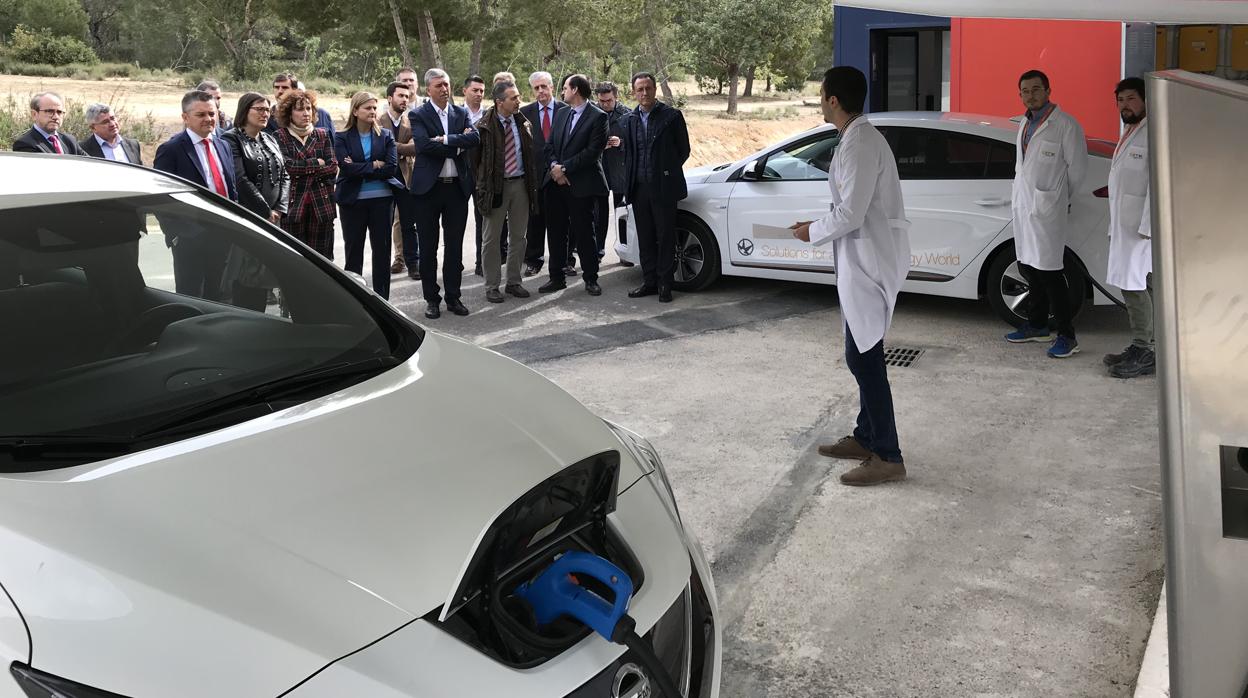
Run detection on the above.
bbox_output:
[1102,77,1155,378]
[1005,69,1088,358]
[792,67,911,487]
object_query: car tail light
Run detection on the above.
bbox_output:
[1093,186,1109,198]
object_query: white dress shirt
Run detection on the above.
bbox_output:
[467,106,485,127]
[435,105,460,179]
[186,128,227,196]
[95,134,131,163]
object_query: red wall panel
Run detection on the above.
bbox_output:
[951,18,1122,140]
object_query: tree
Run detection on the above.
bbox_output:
[0,0,89,40]
[187,0,277,79]
[385,0,414,69]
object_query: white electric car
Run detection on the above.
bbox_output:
[616,112,1118,325]
[0,153,719,698]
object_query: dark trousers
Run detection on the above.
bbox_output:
[473,194,507,268]
[415,182,469,304]
[341,196,394,299]
[395,191,420,268]
[1019,262,1076,339]
[545,186,599,284]
[845,328,902,463]
[170,234,229,301]
[631,186,677,289]
[524,194,548,268]
[593,191,626,257]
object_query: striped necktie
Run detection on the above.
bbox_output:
[503,118,518,176]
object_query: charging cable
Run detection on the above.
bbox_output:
[515,551,683,697]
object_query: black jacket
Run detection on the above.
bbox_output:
[543,103,609,199]
[223,128,291,218]
[519,100,566,181]
[624,101,691,203]
[12,127,84,155]
[602,103,630,193]
[80,134,142,163]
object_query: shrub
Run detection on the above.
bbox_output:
[9,25,98,66]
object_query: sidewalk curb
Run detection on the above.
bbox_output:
[1134,581,1169,697]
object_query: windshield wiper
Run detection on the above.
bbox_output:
[133,356,403,439]
[0,434,134,465]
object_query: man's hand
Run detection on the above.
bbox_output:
[606,135,621,149]
[790,220,814,242]
[433,135,446,144]
[550,163,568,186]
[372,160,385,169]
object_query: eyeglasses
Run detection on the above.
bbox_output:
[1019,87,1047,97]
[38,109,66,116]
[250,106,272,113]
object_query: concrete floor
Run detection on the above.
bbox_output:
[361,234,1165,697]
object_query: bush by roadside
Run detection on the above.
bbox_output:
[7,25,97,66]
[0,92,165,150]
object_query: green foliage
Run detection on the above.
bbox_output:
[0,0,89,39]
[0,92,164,149]
[9,25,98,65]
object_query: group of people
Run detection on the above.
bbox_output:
[12,68,690,318]
[794,65,1155,488]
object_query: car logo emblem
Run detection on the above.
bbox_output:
[737,239,754,256]
[612,662,652,698]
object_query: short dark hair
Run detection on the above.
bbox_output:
[492,81,517,102]
[563,74,592,100]
[463,75,485,87]
[273,72,296,85]
[1019,69,1050,90]
[233,92,267,131]
[631,72,657,89]
[820,66,868,114]
[385,81,410,98]
[1115,77,1146,100]
[181,90,216,114]
[595,81,618,96]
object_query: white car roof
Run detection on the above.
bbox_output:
[0,152,193,210]
[867,111,1021,139]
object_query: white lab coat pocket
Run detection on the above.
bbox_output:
[1118,193,1147,237]
[1122,147,1149,197]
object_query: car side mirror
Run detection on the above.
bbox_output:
[740,159,763,181]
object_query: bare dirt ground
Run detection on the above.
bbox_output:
[1,74,823,167]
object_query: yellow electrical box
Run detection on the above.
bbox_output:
[1179,25,1219,73]
[1231,26,1248,70]
[1157,27,1170,69]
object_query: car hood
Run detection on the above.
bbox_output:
[0,332,648,696]
[684,162,731,184]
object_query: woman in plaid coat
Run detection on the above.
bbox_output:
[275,89,338,259]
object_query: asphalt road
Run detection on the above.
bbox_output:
[361,231,1164,697]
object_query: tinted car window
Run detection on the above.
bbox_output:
[884,127,1013,180]
[0,191,415,468]
[760,132,841,181]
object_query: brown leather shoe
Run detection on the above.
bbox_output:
[839,455,906,487]
[818,435,872,460]
[390,259,405,274]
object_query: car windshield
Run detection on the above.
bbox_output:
[0,190,416,468]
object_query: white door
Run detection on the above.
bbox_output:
[726,130,841,273]
[878,125,1015,281]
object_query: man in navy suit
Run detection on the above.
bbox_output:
[408,68,481,319]
[518,72,567,277]
[154,90,239,301]
[538,74,609,296]
[12,92,85,155]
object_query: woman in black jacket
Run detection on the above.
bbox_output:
[223,92,290,310]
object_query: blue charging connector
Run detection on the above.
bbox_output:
[513,550,682,697]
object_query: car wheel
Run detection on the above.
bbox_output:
[671,216,721,292]
[985,246,1087,328]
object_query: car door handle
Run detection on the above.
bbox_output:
[974,198,1010,206]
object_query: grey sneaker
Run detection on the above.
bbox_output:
[485,288,504,303]
[840,455,907,487]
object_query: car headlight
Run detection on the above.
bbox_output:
[10,664,127,698]
[606,421,682,523]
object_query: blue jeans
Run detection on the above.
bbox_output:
[845,328,903,463]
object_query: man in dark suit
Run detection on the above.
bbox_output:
[12,92,85,155]
[408,68,481,319]
[154,90,239,301]
[80,103,142,163]
[595,81,631,261]
[518,71,567,277]
[380,80,419,279]
[624,72,691,303]
[538,74,609,296]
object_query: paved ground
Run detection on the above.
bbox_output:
[356,232,1166,697]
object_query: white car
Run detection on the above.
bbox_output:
[616,112,1119,325]
[0,153,720,698]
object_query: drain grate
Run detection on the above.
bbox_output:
[884,346,925,368]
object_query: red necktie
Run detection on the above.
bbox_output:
[541,106,551,141]
[48,134,63,154]
[202,138,228,196]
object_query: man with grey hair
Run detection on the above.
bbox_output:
[80,103,142,163]
[13,92,84,154]
[519,71,566,276]
[196,79,233,131]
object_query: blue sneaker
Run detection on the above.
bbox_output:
[1005,324,1052,343]
[1047,335,1080,358]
